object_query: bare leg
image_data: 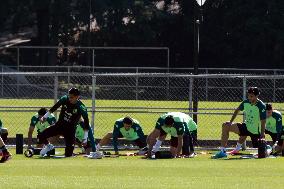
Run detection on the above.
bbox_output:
[221,122,241,147]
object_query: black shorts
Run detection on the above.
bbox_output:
[237,123,260,148]
[160,129,178,148]
[265,130,278,144]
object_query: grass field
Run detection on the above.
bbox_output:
[2,148,284,189]
[0,99,283,141]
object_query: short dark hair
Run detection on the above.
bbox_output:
[123,117,133,125]
[266,103,272,111]
[69,87,80,96]
[247,87,260,96]
[165,115,174,125]
[38,108,47,116]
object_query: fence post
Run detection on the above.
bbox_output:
[189,77,193,117]
[1,66,3,96]
[54,75,58,118]
[273,70,276,102]
[205,69,208,100]
[135,67,139,100]
[242,77,247,150]
[67,67,70,88]
[91,75,96,131]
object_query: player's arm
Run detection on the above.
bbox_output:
[259,104,266,139]
[275,114,282,142]
[28,116,37,148]
[79,104,90,145]
[42,96,66,121]
[112,123,120,154]
[136,125,146,142]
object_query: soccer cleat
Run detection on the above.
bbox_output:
[211,151,227,159]
[0,151,12,163]
[186,152,197,158]
[228,149,240,155]
[40,144,54,157]
[88,151,103,159]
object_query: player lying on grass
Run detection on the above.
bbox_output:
[96,117,147,155]
[230,103,283,155]
[147,112,196,158]
[212,87,266,159]
[28,108,57,148]
[0,118,8,143]
[39,87,102,158]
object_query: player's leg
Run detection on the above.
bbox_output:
[63,126,76,157]
[146,128,161,156]
[0,136,11,163]
[212,122,241,159]
[151,130,166,153]
[229,135,247,155]
[87,127,97,152]
[0,128,8,143]
[134,137,148,155]
[96,132,113,151]
[169,136,178,157]
[39,123,63,156]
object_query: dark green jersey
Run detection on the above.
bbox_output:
[266,110,282,134]
[155,112,188,137]
[238,99,266,134]
[50,95,89,130]
[113,118,145,152]
[30,113,56,133]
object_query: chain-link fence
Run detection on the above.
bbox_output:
[1,72,284,146]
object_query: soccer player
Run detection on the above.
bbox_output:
[39,87,101,158]
[27,108,56,148]
[147,112,195,158]
[96,117,147,155]
[212,87,266,159]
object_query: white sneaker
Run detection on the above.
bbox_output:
[88,151,103,159]
[40,144,54,157]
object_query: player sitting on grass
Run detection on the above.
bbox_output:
[147,112,195,158]
[27,108,56,148]
[39,87,102,158]
[96,117,147,155]
[212,87,266,158]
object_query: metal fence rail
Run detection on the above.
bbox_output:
[1,72,284,146]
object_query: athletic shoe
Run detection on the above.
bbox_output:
[228,149,240,155]
[184,152,197,158]
[211,151,227,159]
[40,144,54,157]
[0,151,12,163]
[88,151,103,159]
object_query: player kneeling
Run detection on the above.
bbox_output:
[96,117,147,155]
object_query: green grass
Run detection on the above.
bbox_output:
[2,148,284,189]
[0,99,283,141]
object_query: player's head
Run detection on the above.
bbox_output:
[38,108,47,117]
[247,87,259,103]
[266,103,273,117]
[123,116,133,131]
[68,87,80,104]
[164,115,174,127]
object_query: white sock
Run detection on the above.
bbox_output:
[152,139,162,152]
[96,144,101,151]
[235,143,242,151]
[220,147,226,152]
